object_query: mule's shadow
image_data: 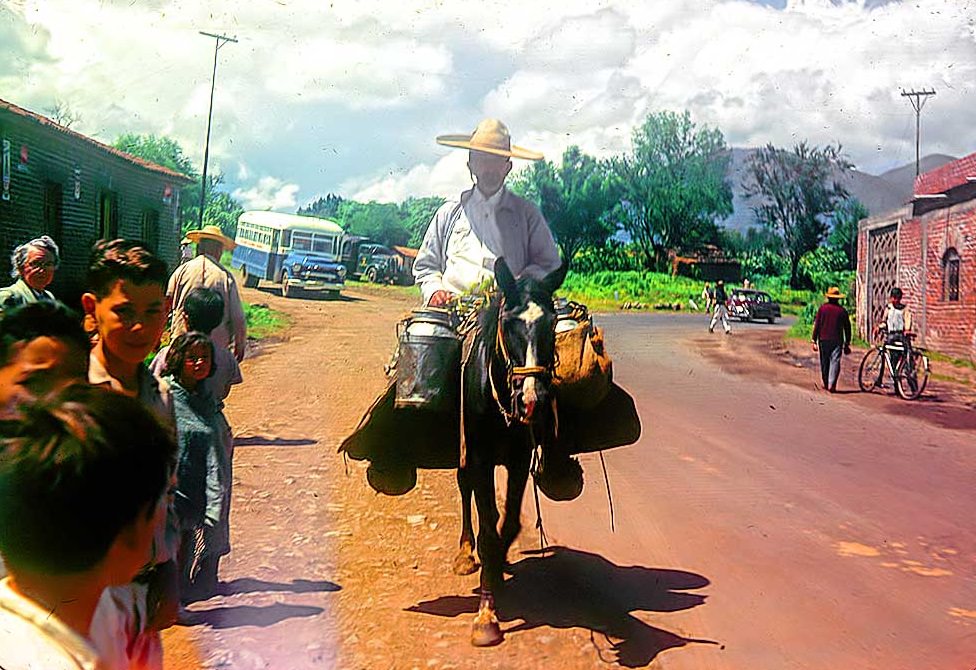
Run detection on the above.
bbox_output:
[233,435,318,448]
[216,577,341,596]
[179,602,324,629]
[407,546,717,667]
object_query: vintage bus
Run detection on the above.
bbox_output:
[232,211,347,298]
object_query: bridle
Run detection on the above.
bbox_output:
[489,296,555,426]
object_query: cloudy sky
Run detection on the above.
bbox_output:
[2,0,974,211]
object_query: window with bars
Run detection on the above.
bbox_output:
[943,248,960,302]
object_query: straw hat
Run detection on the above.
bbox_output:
[436,118,543,161]
[180,236,192,245]
[185,224,235,250]
[824,286,845,299]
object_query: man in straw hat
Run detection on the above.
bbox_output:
[811,286,852,393]
[413,118,561,305]
[167,225,247,362]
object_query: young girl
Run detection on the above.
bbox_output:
[161,332,227,601]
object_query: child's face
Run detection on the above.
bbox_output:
[0,337,88,410]
[84,280,167,364]
[181,342,213,383]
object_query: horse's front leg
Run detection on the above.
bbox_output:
[471,462,504,647]
[499,442,531,561]
[452,466,478,576]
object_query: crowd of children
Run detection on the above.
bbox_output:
[0,236,243,670]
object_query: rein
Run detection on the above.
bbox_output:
[489,296,554,426]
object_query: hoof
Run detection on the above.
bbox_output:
[471,621,503,647]
[452,551,478,576]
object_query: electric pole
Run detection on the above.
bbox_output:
[198,31,238,229]
[900,88,936,177]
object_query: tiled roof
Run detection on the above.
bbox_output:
[392,245,419,258]
[0,98,193,183]
[914,150,976,197]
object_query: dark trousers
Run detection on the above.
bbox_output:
[818,340,842,391]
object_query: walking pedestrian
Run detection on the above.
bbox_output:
[708,279,731,334]
[167,225,247,362]
[811,286,852,393]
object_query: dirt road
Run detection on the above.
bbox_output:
[164,288,976,669]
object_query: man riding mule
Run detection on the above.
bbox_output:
[339,119,640,648]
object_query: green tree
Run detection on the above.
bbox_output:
[828,197,868,270]
[510,145,620,263]
[114,133,243,238]
[298,193,344,220]
[612,110,733,270]
[746,142,853,288]
[336,200,409,247]
[400,196,446,248]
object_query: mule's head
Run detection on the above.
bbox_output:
[493,257,568,424]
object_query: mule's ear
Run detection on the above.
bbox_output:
[494,257,518,304]
[541,261,569,296]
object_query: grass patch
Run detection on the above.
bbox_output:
[926,349,976,370]
[244,301,288,340]
[559,270,819,314]
[344,278,422,300]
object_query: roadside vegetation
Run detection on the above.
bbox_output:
[243,301,288,340]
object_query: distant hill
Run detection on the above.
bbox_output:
[719,150,957,232]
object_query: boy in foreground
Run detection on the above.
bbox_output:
[0,385,175,669]
[81,239,177,669]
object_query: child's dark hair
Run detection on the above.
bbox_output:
[87,239,169,298]
[0,384,176,574]
[0,301,89,366]
[890,287,903,300]
[183,288,225,335]
[163,331,216,379]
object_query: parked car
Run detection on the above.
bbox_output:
[728,289,781,323]
[279,250,347,299]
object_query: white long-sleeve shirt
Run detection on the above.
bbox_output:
[413,187,561,303]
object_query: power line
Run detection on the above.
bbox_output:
[198,31,238,228]
[899,88,936,178]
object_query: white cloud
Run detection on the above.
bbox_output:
[232,176,300,211]
[2,0,975,211]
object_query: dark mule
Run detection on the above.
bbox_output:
[453,257,568,647]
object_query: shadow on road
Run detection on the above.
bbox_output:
[179,603,324,629]
[233,435,318,448]
[216,577,341,597]
[407,546,718,667]
[254,285,364,302]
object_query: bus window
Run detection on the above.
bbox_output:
[281,230,292,248]
[293,232,313,251]
[312,235,333,254]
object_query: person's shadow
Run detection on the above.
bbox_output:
[407,546,718,667]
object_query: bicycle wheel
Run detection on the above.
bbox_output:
[895,350,929,400]
[858,348,885,392]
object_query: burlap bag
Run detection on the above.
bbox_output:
[554,318,612,410]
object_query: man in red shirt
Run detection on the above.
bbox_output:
[811,286,852,393]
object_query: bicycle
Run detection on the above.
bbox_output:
[857,332,930,400]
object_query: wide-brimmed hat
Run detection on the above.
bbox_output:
[436,118,543,161]
[824,286,845,299]
[180,236,192,245]
[185,225,235,250]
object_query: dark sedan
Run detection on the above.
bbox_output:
[728,289,781,323]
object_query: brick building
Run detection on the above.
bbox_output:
[0,98,192,302]
[857,152,976,361]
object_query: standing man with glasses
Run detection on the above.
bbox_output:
[0,236,60,314]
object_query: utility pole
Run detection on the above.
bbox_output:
[198,31,238,229]
[900,88,936,177]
